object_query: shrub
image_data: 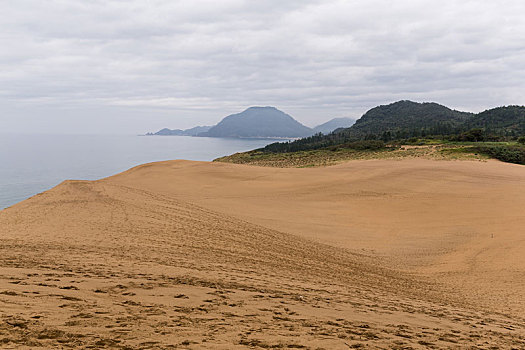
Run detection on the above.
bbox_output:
[474,145,525,165]
[343,140,386,150]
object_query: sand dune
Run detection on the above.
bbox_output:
[0,159,524,348]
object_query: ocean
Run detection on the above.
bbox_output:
[0,134,280,210]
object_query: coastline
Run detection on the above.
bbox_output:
[0,134,279,211]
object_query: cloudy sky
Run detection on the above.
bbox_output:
[1,0,524,134]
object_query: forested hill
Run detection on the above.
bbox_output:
[343,100,472,139]
[261,101,525,153]
[466,106,525,136]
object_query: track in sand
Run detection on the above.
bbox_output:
[0,159,524,349]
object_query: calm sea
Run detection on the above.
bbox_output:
[0,134,280,210]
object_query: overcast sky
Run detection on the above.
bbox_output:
[1,0,524,134]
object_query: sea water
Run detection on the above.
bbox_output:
[0,134,281,209]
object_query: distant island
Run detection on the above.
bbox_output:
[147,106,354,139]
[146,125,212,136]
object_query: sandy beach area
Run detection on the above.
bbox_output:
[0,158,524,349]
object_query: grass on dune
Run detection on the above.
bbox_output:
[215,140,525,168]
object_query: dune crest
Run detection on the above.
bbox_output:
[1,159,524,348]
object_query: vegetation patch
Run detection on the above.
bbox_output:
[471,144,525,165]
[231,101,525,167]
[216,100,525,167]
[215,142,498,167]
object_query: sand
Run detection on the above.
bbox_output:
[0,158,524,349]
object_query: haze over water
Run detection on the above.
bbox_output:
[0,134,278,210]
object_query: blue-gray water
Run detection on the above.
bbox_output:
[0,134,280,210]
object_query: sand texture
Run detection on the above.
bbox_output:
[0,158,524,349]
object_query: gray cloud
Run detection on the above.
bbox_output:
[1,0,524,133]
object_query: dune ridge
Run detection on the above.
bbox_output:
[0,159,524,348]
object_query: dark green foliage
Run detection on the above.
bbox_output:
[262,132,354,153]
[260,101,525,154]
[517,136,525,145]
[449,128,501,142]
[332,140,386,151]
[472,145,525,165]
[466,106,525,136]
[262,135,386,153]
[456,128,484,142]
[347,140,386,150]
[340,100,472,139]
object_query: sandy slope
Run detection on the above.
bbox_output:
[0,159,524,349]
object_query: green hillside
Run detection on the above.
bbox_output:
[262,101,525,153]
[344,100,472,139]
[465,106,525,136]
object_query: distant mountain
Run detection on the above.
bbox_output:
[313,117,355,134]
[149,101,525,144]
[149,125,212,136]
[201,106,313,138]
